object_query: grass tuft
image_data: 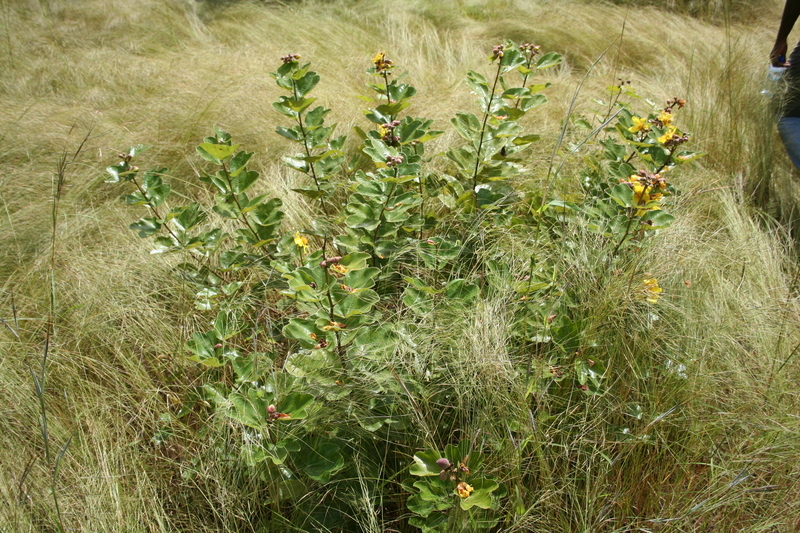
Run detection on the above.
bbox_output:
[2,0,800,531]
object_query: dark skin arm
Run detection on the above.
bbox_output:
[773,0,800,66]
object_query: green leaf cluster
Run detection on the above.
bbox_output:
[105,45,704,532]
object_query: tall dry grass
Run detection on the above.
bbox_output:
[2,0,800,531]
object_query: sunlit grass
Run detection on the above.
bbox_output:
[2,0,800,531]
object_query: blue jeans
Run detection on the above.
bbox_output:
[778,116,800,170]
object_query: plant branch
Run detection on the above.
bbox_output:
[471,59,504,208]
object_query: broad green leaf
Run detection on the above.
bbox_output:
[248,198,284,226]
[212,200,241,219]
[408,512,448,532]
[278,392,315,419]
[121,191,148,206]
[414,479,452,502]
[228,391,267,428]
[641,210,675,229]
[151,235,178,254]
[130,217,161,238]
[213,310,243,340]
[364,108,391,124]
[451,113,481,141]
[546,200,581,213]
[601,138,627,162]
[283,318,328,349]
[198,173,230,194]
[272,101,295,117]
[201,383,229,407]
[403,287,433,316]
[444,279,479,302]
[648,144,671,167]
[465,70,489,98]
[291,187,326,200]
[492,121,522,138]
[294,71,320,97]
[242,441,298,466]
[609,161,637,180]
[197,143,239,164]
[231,352,272,382]
[265,439,301,465]
[285,96,317,114]
[172,202,204,231]
[403,277,441,295]
[446,146,476,171]
[443,440,474,468]
[284,350,338,381]
[186,331,223,367]
[520,94,547,112]
[195,287,219,311]
[297,441,344,482]
[414,130,445,144]
[501,87,531,99]
[143,182,170,208]
[362,138,394,163]
[339,252,371,271]
[535,51,562,70]
[341,267,380,289]
[387,82,417,102]
[276,126,300,141]
[459,478,499,510]
[334,289,379,318]
[410,448,443,476]
[375,101,412,117]
[500,48,526,72]
[228,150,253,177]
[406,493,438,518]
[575,358,606,394]
[419,237,461,269]
[105,162,134,183]
[305,106,331,127]
[233,170,259,193]
[300,149,338,164]
[608,183,635,208]
[283,155,310,172]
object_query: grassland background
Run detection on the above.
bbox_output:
[2,0,800,531]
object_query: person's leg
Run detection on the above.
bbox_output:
[778,116,800,170]
[777,41,800,170]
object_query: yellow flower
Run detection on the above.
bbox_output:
[658,126,678,145]
[372,51,393,72]
[330,263,349,276]
[626,174,666,215]
[628,116,649,133]
[293,231,309,253]
[632,182,649,205]
[658,111,673,126]
[456,482,474,499]
[641,278,663,303]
